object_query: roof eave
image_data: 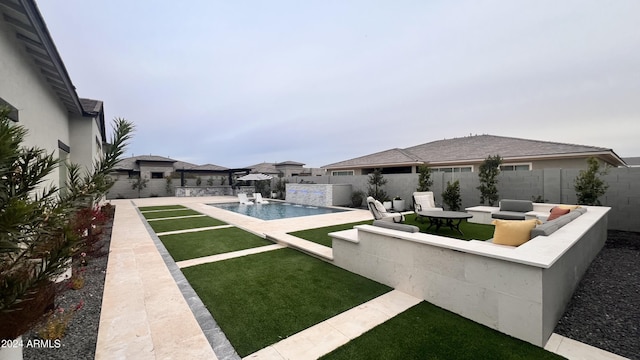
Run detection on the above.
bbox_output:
[1,0,83,114]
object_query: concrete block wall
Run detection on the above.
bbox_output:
[285,167,640,231]
[331,206,609,346]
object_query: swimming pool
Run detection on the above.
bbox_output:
[209,202,349,220]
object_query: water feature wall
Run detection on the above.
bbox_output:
[285,184,352,207]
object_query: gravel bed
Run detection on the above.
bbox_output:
[555,230,640,359]
[21,227,639,359]
[23,223,112,360]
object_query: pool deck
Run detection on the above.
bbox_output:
[95,196,629,360]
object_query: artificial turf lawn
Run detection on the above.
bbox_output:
[289,220,372,247]
[138,205,186,211]
[321,302,564,360]
[147,216,227,233]
[181,248,392,357]
[142,209,202,220]
[160,227,271,261]
[290,214,494,248]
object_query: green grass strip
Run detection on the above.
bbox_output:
[321,301,563,360]
[138,205,186,211]
[143,209,202,220]
[289,220,372,247]
[160,227,271,261]
[148,216,226,233]
[182,248,391,357]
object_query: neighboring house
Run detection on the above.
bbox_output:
[0,0,105,192]
[246,161,324,177]
[107,155,250,198]
[323,135,627,177]
[623,157,640,168]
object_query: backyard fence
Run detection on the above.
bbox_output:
[286,167,640,232]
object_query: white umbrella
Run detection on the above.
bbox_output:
[237,173,273,181]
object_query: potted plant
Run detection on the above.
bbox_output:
[392,196,405,211]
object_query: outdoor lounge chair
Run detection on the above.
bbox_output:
[367,196,404,223]
[413,191,443,222]
[237,193,254,205]
[253,193,269,204]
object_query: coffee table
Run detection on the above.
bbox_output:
[417,211,473,235]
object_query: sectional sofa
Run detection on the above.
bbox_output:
[329,204,610,347]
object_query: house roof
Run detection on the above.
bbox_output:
[276,161,305,166]
[323,135,626,169]
[623,157,640,166]
[0,0,83,114]
[246,162,279,174]
[190,163,229,171]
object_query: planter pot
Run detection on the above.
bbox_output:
[0,335,23,360]
[383,201,392,210]
[393,199,406,211]
[0,281,55,341]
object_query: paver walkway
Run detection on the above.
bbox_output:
[96,196,630,360]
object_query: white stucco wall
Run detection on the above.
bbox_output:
[0,20,72,190]
[69,115,102,175]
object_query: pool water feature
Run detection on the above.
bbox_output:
[209,202,349,220]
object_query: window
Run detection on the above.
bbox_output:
[332,170,354,176]
[500,164,531,171]
[128,171,140,179]
[432,166,473,173]
[0,97,18,122]
[151,172,164,179]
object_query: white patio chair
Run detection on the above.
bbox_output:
[412,191,443,222]
[367,196,404,223]
[253,193,269,204]
[237,193,254,205]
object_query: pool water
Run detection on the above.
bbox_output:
[209,202,349,220]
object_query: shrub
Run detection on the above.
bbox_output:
[442,180,462,211]
[477,155,502,206]
[367,169,388,201]
[351,190,365,208]
[574,157,609,205]
[417,165,433,192]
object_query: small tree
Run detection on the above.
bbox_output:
[195,177,202,186]
[442,180,462,211]
[367,168,388,201]
[274,178,288,199]
[417,165,433,191]
[165,176,173,195]
[477,155,502,206]
[220,176,227,185]
[131,176,149,198]
[574,157,609,205]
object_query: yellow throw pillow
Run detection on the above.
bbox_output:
[558,205,581,210]
[491,219,542,246]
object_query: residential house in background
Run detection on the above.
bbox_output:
[323,135,627,178]
[0,0,106,192]
[246,161,324,177]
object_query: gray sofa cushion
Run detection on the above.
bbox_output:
[491,200,534,220]
[492,211,526,220]
[373,220,420,233]
[530,208,586,238]
[499,199,533,212]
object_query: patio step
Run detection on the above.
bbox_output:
[265,232,333,261]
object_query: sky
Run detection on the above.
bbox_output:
[37,0,640,168]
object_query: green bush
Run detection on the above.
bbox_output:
[442,180,461,211]
[575,157,609,205]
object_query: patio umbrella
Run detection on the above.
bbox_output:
[236,173,273,181]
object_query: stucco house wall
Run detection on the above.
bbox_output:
[0,18,71,189]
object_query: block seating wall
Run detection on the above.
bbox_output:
[329,205,609,347]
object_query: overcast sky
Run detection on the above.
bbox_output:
[37,1,640,168]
